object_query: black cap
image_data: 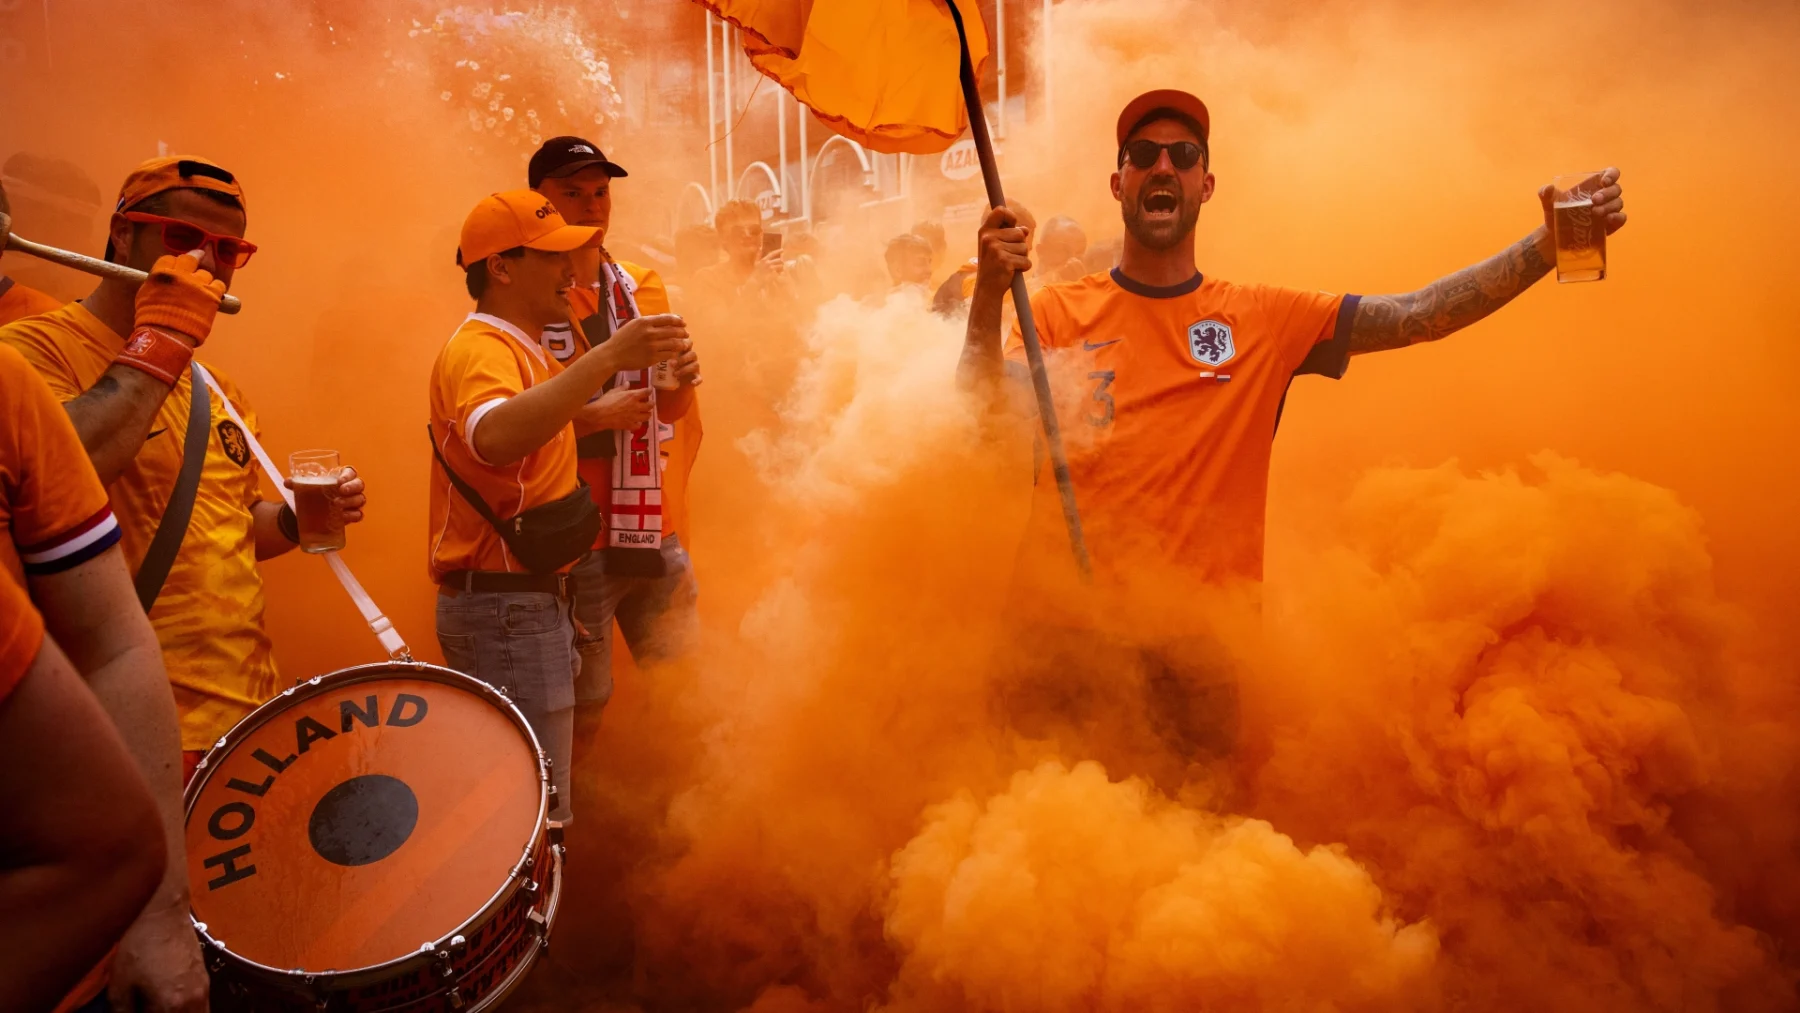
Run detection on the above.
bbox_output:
[527,136,628,188]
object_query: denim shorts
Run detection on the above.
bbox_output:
[436,589,579,822]
[570,535,698,707]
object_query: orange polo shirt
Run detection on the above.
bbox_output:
[428,312,580,580]
[0,275,62,327]
[1005,269,1359,597]
[0,303,277,751]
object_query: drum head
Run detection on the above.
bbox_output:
[186,666,543,973]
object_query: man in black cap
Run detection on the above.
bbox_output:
[528,136,704,762]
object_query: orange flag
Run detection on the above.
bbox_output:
[696,0,990,155]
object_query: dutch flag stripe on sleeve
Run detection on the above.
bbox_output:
[19,507,123,575]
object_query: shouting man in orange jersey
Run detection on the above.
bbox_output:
[959,90,1627,771]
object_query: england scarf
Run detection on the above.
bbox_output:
[595,255,671,574]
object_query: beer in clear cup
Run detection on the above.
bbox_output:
[288,449,347,554]
[1551,172,1607,283]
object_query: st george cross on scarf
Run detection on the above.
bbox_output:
[598,255,671,575]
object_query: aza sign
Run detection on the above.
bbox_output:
[940,139,980,182]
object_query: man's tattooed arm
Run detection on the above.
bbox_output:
[1350,227,1556,355]
[64,363,183,486]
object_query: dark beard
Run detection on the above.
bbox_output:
[1122,192,1201,251]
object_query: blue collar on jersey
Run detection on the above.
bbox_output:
[1110,267,1203,298]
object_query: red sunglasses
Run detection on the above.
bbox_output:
[121,211,259,268]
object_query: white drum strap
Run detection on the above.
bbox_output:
[193,364,412,661]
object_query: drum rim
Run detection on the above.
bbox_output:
[185,660,552,987]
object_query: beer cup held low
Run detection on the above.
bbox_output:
[288,449,347,554]
[1551,172,1607,283]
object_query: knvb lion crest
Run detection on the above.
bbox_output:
[1188,319,1235,366]
[217,420,251,468]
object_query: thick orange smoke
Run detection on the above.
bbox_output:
[3,0,1798,1011]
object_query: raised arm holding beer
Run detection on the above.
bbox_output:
[958,89,1628,779]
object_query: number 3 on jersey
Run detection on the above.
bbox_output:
[1087,371,1116,427]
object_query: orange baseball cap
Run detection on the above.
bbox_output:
[114,156,246,212]
[1116,89,1211,146]
[456,189,602,267]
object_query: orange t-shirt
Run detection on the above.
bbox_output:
[548,261,704,546]
[1005,269,1358,593]
[0,342,123,585]
[0,275,62,328]
[428,312,580,580]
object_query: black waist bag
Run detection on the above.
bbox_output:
[428,427,601,574]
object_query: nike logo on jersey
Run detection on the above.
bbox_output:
[147,428,167,440]
[1083,338,1121,351]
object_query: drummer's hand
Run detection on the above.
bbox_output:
[134,249,226,347]
[282,466,366,525]
[109,899,208,1013]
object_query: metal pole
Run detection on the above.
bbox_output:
[996,0,1007,139]
[799,102,810,222]
[948,1,1090,576]
[709,15,720,208]
[723,21,736,200]
[778,87,790,214]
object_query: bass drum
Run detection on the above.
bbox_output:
[183,661,564,1012]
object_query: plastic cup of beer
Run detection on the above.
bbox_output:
[1551,172,1607,283]
[288,450,347,554]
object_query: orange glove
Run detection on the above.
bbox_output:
[133,250,226,345]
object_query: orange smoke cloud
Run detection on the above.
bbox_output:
[3,0,1799,1011]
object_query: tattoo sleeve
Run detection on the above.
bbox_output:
[1349,228,1555,355]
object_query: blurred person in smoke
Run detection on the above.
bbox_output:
[958,89,1627,776]
[0,158,375,1011]
[695,198,797,308]
[528,136,704,753]
[0,152,105,307]
[885,232,937,297]
[430,189,687,823]
[0,344,200,1013]
[912,218,948,284]
[934,199,1037,316]
[1037,215,1091,286]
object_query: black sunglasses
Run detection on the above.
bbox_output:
[1120,140,1206,171]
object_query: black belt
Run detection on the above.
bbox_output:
[437,570,573,597]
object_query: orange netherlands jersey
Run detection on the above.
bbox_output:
[553,261,704,546]
[0,303,277,751]
[1005,269,1358,593]
[0,275,62,327]
[428,312,580,579]
[0,341,121,705]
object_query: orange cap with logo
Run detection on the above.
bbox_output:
[456,190,602,267]
[114,156,247,213]
[1116,89,1211,146]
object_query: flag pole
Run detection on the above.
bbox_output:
[946,1,1091,577]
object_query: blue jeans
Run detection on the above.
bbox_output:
[570,535,699,708]
[436,589,579,822]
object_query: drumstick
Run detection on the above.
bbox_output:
[0,210,243,315]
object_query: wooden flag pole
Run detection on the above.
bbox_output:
[946,1,1092,577]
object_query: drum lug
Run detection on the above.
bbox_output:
[445,986,466,1010]
[547,819,565,846]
